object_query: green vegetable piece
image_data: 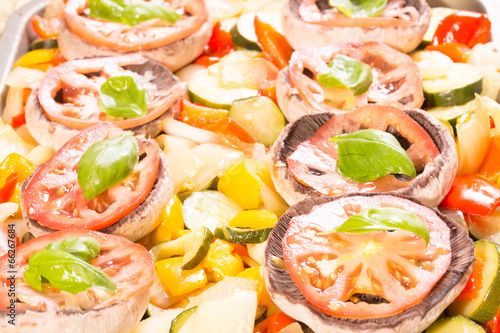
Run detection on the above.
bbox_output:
[336,207,430,245]
[330,129,416,183]
[329,0,389,18]
[23,249,117,294]
[317,55,373,96]
[78,132,139,199]
[88,0,130,24]
[100,76,149,118]
[122,3,180,26]
[46,237,100,263]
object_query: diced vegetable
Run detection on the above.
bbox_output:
[155,257,208,296]
[427,316,487,333]
[202,239,244,281]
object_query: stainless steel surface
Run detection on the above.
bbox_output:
[0,0,48,113]
[0,0,499,113]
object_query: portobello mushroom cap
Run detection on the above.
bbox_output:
[20,139,173,242]
[276,42,424,122]
[25,56,183,151]
[0,229,154,333]
[282,0,431,53]
[57,17,212,72]
[263,193,474,333]
[271,106,458,207]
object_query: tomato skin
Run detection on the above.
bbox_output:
[22,122,160,231]
[440,174,500,216]
[432,10,491,48]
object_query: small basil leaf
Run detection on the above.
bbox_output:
[24,249,117,294]
[78,132,139,199]
[317,55,373,96]
[122,3,180,26]
[88,0,130,23]
[46,237,100,263]
[330,129,416,183]
[100,76,148,118]
[336,207,430,245]
[329,0,389,18]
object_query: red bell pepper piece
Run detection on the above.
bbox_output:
[432,10,491,48]
[455,256,484,300]
[0,173,18,203]
[440,174,500,216]
[254,16,293,70]
[425,43,471,63]
[195,22,234,67]
[253,311,295,333]
[484,307,500,333]
[259,79,278,104]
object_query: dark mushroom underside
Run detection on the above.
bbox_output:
[271,108,457,207]
[264,193,474,332]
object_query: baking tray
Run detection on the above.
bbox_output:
[0,0,500,113]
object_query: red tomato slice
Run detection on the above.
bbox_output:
[22,122,160,231]
[38,55,184,130]
[288,42,424,111]
[64,0,208,52]
[287,105,439,195]
[283,195,452,319]
[0,229,154,311]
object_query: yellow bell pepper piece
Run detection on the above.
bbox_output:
[218,159,273,209]
[138,196,184,249]
[13,49,61,70]
[155,257,207,297]
[202,239,244,282]
[228,209,277,229]
[0,153,35,212]
[237,267,273,306]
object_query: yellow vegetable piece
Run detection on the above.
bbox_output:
[237,267,273,306]
[13,49,59,69]
[202,239,244,281]
[155,257,207,297]
[138,196,185,249]
[218,159,273,209]
[0,153,35,186]
[229,209,277,229]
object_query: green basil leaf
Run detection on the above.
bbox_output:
[88,0,130,23]
[78,132,139,199]
[122,3,180,26]
[317,55,373,96]
[46,237,100,263]
[100,76,148,118]
[330,129,416,183]
[23,249,117,294]
[336,207,430,245]
[329,0,389,18]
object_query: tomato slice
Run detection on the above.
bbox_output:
[287,105,439,195]
[283,195,452,319]
[37,55,184,130]
[22,122,160,230]
[64,0,208,52]
[0,229,154,311]
[288,42,424,112]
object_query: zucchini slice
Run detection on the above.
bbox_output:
[427,101,475,136]
[169,307,197,333]
[426,315,486,333]
[188,71,258,110]
[447,240,500,323]
[423,63,483,107]
[149,226,214,270]
[230,11,281,51]
[214,226,273,244]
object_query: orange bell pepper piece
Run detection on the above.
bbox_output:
[180,99,228,128]
[30,14,61,40]
[254,16,293,70]
[455,256,484,300]
[425,43,471,63]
